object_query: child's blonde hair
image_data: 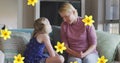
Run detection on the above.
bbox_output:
[32,17,50,37]
[58,3,78,17]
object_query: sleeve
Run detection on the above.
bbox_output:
[86,25,97,45]
[60,23,68,46]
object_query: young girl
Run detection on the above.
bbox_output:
[24,17,64,63]
[59,3,99,63]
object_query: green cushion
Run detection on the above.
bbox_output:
[0,31,31,63]
[96,31,120,63]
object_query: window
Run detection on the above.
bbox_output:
[104,0,120,34]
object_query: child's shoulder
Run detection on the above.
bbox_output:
[37,34,49,40]
[39,34,49,37]
[36,34,50,44]
[35,34,48,43]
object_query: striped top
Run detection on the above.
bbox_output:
[61,17,97,52]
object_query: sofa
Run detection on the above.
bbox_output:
[0,25,120,63]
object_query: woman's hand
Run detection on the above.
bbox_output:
[80,51,86,58]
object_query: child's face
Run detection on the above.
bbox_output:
[44,20,52,33]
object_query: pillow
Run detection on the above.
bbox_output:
[0,31,31,63]
[96,31,120,63]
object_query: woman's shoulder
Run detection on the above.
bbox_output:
[76,16,84,25]
[77,16,83,21]
[78,16,83,19]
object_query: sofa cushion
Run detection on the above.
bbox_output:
[0,31,31,63]
[51,26,61,46]
[96,31,120,63]
[116,43,120,61]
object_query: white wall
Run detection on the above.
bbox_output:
[85,0,104,30]
[0,0,107,30]
[97,0,104,31]
[0,0,17,29]
[0,0,34,29]
[22,0,34,28]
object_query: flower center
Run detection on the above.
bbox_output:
[87,19,90,23]
[17,58,21,61]
[58,45,62,49]
[100,60,104,63]
[4,32,8,36]
[31,0,34,2]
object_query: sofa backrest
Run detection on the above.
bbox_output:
[0,29,33,63]
[96,31,120,62]
[50,26,61,47]
[1,26,120,63]
[10,28,34,34]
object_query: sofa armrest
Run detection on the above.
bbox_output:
[0,50,5,63]
[117,43,120,61]
[115,43,120,61]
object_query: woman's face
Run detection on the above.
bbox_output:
[59,10,76,24]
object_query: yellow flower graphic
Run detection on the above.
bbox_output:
[82,15,94,26]
[0,28,11,40]
[27,0,38,6]
[70,61,78,63]
[54,41,66,54]
[13,54,25,63]
[97,56,108,63]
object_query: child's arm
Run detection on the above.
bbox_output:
[42,34,55,57]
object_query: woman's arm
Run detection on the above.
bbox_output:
[81,25,97,58]
[61,23,80,58]
[80,44,97,58]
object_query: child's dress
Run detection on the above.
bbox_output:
[24,37,48,63]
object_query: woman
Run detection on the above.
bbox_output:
[58,3,99,63]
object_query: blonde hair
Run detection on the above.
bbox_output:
[32,17,50,37]
[58,3,78,17]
